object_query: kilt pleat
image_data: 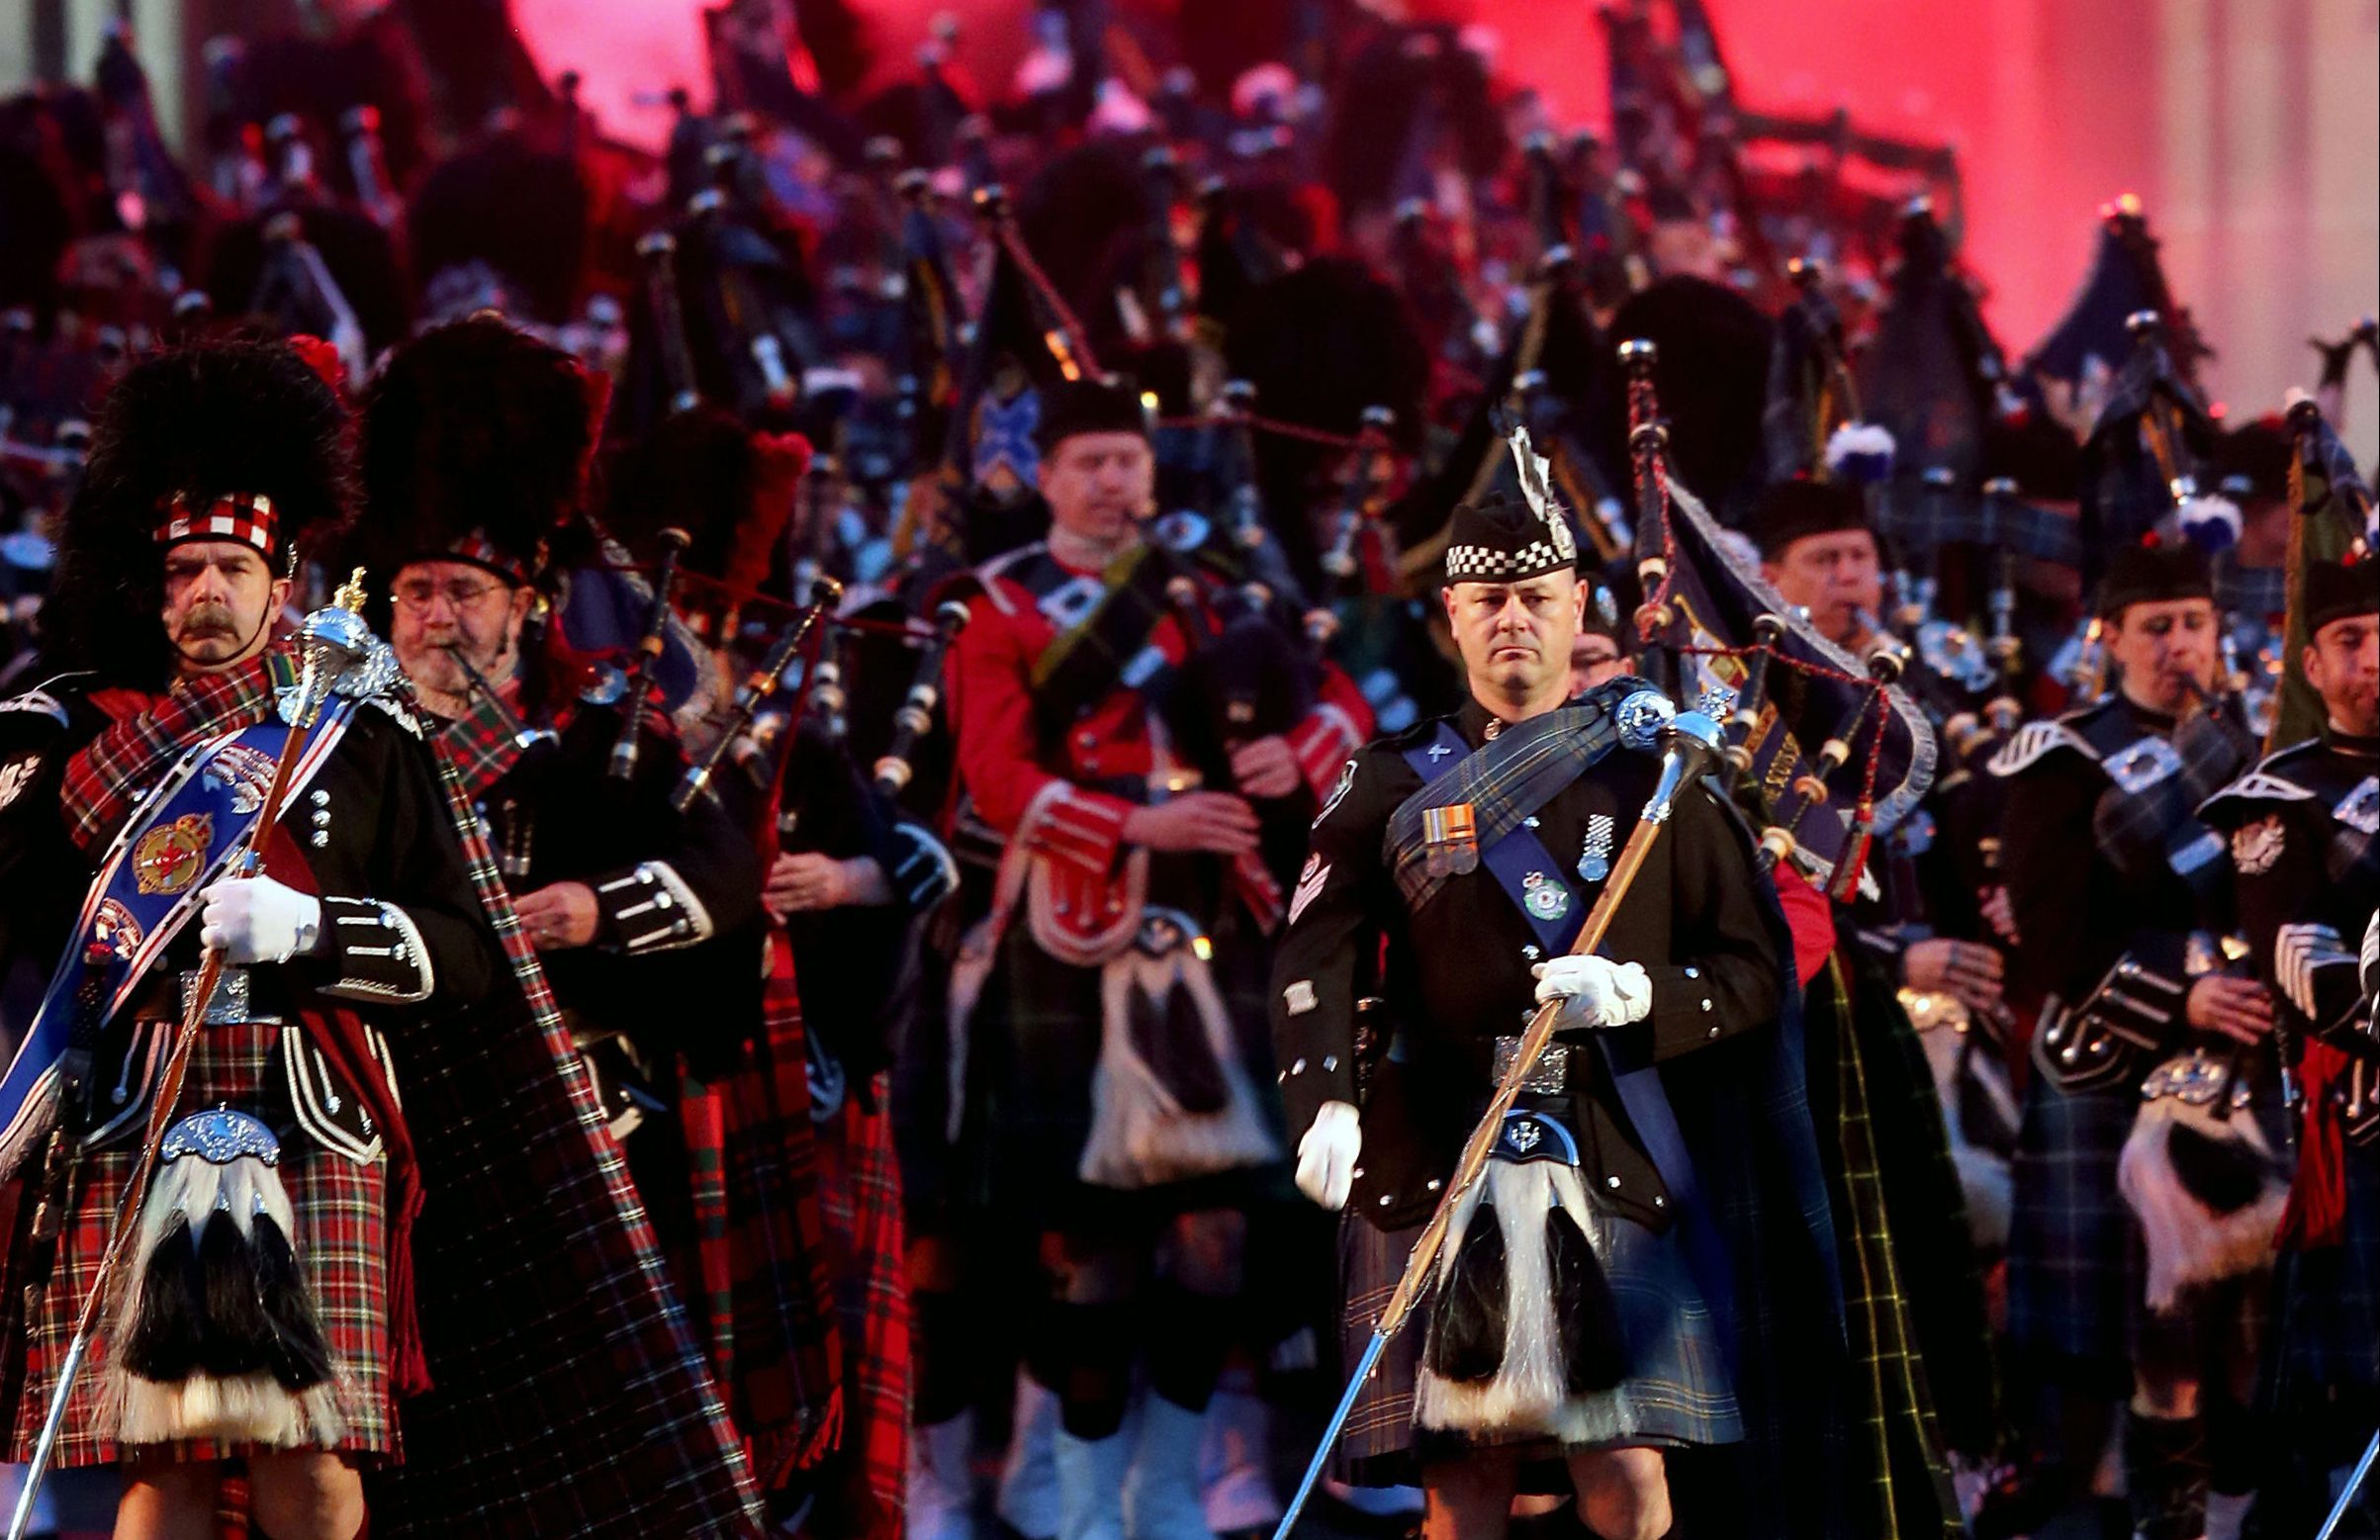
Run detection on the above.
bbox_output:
[816,1080,911,1540]
[2268,1145,2380,1404]
[2005,1076,2138,1376]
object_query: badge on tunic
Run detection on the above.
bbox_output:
[1422,802,1480,876]
[1314,759,1356,829]
[0,751,40,811]
[1287,856,1330,926]
[2336,775,2380,837]
[2231,813,2284,875]
[133,812,213,896]
[1522,869,1571,921]
[1577,814,1614,882]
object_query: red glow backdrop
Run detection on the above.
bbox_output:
[514,0,2378,454]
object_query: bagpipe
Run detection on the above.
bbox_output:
[1621,340,1937,897]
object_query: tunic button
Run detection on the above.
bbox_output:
[1323,1055,1338,1072]
[1291,1057,1307,1075]
[1707,1026,1720,1040]
[1379,1195,1394,1207]
[1685,966,1699,979]
[1426,1179,1442,1192]
[1605,1175,1621,1189]
[1351,1168,1365,1180]
[1699,998,1712,1012]
[1653,1195,1666,1208]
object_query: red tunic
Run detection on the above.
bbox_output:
[949,539,1370,955]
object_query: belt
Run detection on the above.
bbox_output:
[176,967,284,1027]
[1462,1035,1581,1095]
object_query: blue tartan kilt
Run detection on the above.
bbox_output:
[1331,1179,1740,1486]
[2270,1145,2380,1404]
[2005,1075,2139,1378]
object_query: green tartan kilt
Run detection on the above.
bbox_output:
[1329,1176,1741,1488]
[2268,1144,2380,1404]
[2005,1075,2138,1382]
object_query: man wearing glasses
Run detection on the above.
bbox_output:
[354,319,834,1510]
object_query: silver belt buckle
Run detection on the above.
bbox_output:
[1492,1037,1572,1094]
[178,966,257,1026]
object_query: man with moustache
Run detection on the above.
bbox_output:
[1989,539,2280,1539]
[944,375,1369,1540]
[1269,483,1847,1539]
[0,338,506,1540]
[2196,555,2380,1533]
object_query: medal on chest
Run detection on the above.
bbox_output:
[1577,813,1614,882]
[1422,801,1479,877]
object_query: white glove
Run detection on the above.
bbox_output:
[1294,1100,1362,1212]
[199,875,323,965]
[1531,955,1652,1031]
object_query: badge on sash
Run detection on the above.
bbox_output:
[1422,802,1480,876]
[1521,869,1571,921]
[1577,814,1614,882]
[2104,736,2183,795]
[133,813,214,896]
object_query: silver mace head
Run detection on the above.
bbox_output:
[1644,701,1726,826]
[286,567,374,727]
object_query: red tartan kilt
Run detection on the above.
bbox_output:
[6,1020,397,1468]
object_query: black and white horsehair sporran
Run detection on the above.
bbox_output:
[6,573,375,1540]
[1272,696,1727,1540]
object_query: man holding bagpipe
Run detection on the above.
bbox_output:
[2197,551,2380,1534]
[1266,475,1844,1539]
[351,317,892,1520]
[1989,535,2285,1540]
[944,375,1369,1540]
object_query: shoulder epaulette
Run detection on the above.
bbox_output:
[2196,741,2324,820]
[1986,718,2097,776]
[970,542,1051,619]
[0,689,68,727]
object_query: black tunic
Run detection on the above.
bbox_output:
[1268,696,1782,1231]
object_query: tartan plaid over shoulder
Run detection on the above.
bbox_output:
[367,680,762,1537]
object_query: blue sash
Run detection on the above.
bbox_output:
[1398,719,1741,1366]
[0,700,357,1175]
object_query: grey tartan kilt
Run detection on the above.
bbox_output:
[2270,1145,2380,1404]
[1330,1185,1741,1486]
[2005,1074,2140,1374]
